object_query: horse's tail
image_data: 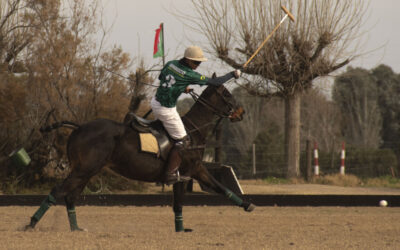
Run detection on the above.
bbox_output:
[129,94,146,113]
[123,94,146,124]
[40,121,80,133]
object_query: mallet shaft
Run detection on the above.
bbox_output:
[243,20,285,69]
[242,5,295,69]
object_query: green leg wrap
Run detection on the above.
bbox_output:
[67,207,81,231]
[174,212,184,232]
[225,189,243,206]
[30,194,56,227]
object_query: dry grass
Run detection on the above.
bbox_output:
[364,177,400,188]
[311,174,362,187]
[309,174,400,189]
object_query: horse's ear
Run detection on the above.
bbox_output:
[212,72,217,79]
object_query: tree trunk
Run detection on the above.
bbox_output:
[285,92,301,178]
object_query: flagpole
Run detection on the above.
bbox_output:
[161,22,165,67]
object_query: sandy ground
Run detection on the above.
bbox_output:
[238,180,400,195]
[1,182,399,249]
[140,180,400,195]
[1,205,400,250]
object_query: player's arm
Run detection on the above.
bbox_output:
[187,69,241,87]
[206,70,241,86]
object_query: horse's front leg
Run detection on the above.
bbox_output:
[172,182,192,232]
[193,164,256,212]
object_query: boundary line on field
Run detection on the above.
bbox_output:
[0,194,399,207]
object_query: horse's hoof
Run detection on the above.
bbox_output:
[72,228,88,232]
[176,228,193,233]
[23,225,35,232]
[243,202,256,212]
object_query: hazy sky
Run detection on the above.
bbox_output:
[101,0,400,73]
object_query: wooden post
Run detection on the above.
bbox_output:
[252,143,256,176]
[161,23,165,67]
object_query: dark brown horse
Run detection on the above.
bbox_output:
[25,84,255,232]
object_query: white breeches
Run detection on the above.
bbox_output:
[151,97,187,140]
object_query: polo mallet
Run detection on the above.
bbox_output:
[242,5,295,69]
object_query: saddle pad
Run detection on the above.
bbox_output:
[139,133,159,155]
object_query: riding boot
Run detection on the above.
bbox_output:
[165,144,191,185]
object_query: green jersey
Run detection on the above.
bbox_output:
[155,60,209,107]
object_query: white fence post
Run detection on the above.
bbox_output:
[314,142,319,176]
[340,142,345,175]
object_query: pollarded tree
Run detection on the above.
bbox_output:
[185,0,369,177]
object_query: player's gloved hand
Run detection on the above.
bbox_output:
[234,69,241,79]
[185,87,193,93]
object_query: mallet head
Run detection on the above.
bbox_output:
[281,5,295,22]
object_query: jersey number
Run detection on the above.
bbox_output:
[162,74,176,88]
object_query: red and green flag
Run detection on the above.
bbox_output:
[153,23,164,58]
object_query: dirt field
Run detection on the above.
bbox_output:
[141,180,400,195]
[1,205,400,250]
[1,182,400,249]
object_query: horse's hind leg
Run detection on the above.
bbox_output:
[25,166,98,231]
[25,174,88,231]
[63,175,90,231]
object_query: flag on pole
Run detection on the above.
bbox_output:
[153,23,164,58]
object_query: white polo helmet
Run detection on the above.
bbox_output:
[184,45,207,62]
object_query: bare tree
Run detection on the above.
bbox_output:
[0,0,40,165]
[301,89,343,152]
[184,0,369,177]
[0,0,37,73]
[23,0,139,122]
[0,0,153,186]
[333,67,382,148]
[228,87,284,157]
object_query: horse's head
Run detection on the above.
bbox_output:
[198,84,245,122]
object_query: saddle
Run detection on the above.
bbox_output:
[124,112,173,161]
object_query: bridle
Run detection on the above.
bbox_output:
[183,86,243,141]
[187,86,236,119]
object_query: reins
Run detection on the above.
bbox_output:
[183,89,232,142]
[182,116,222,139]
[188,90,233,119]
